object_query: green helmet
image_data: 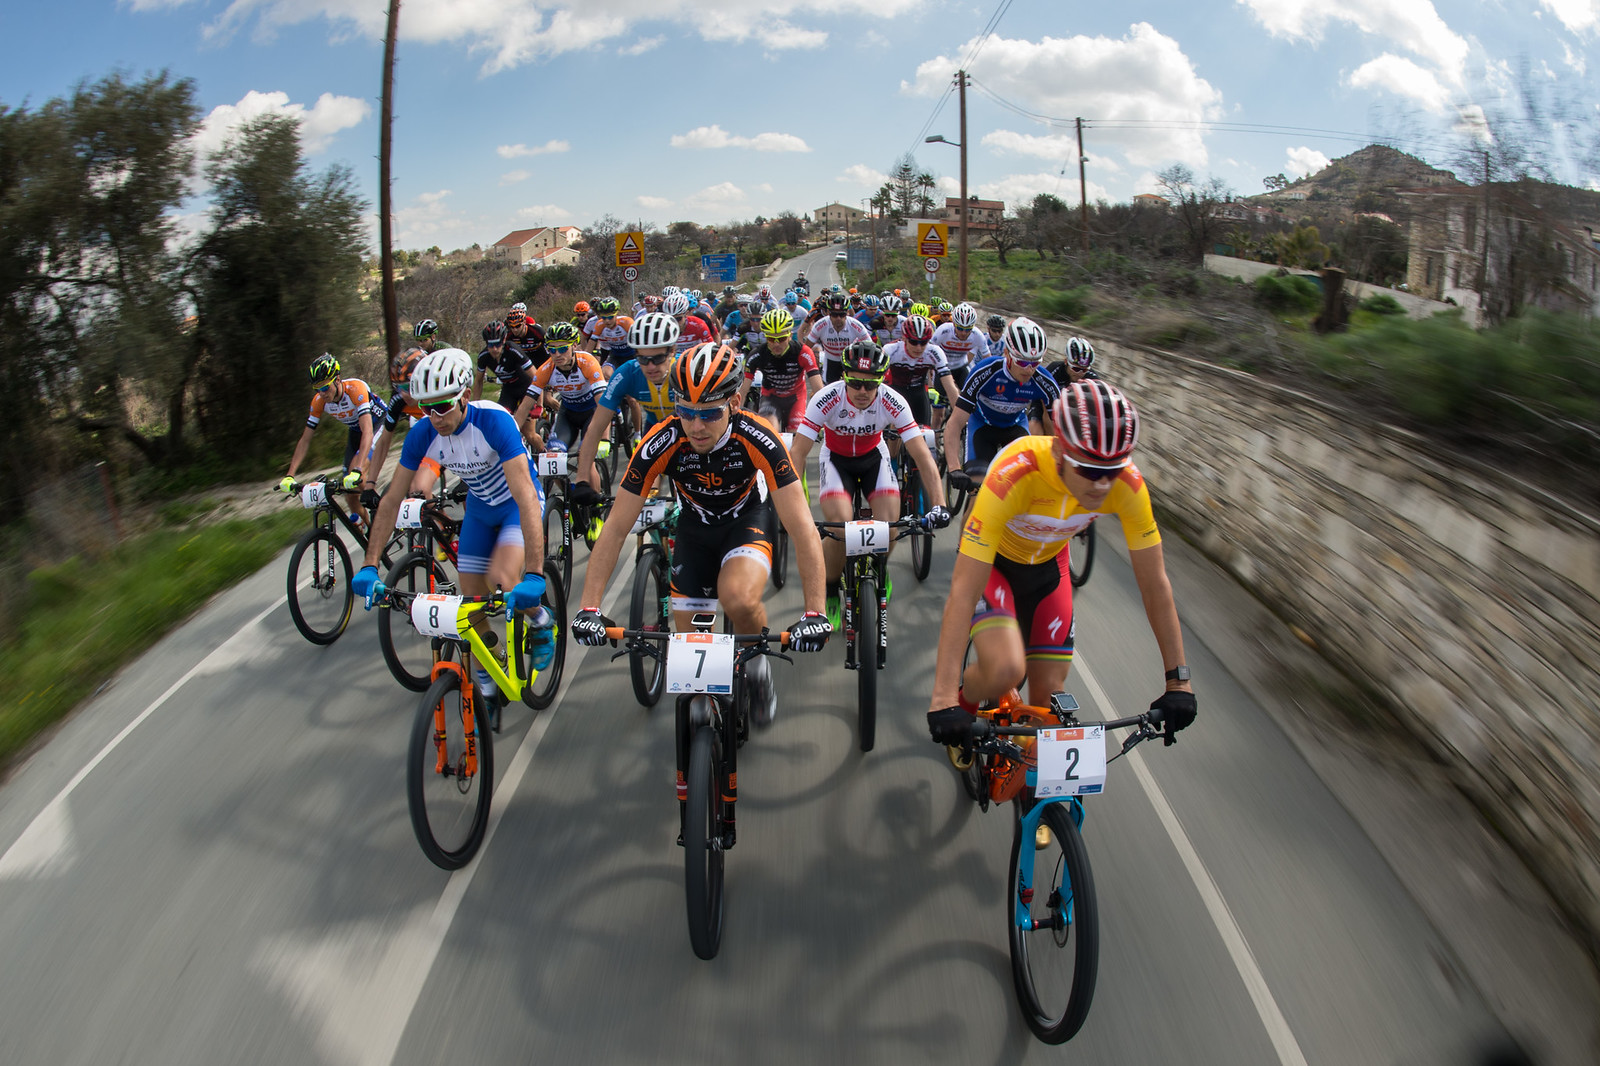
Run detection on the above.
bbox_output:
[546,321,582,346]
[759,308,795,339]
[596,296,621,316]
[308,353,340,384]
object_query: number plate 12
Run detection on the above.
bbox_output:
[844,520,890,555]
[666,632,736,694]
[1035,726,1107,797]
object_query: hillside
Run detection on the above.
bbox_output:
[1251,145,1462,223]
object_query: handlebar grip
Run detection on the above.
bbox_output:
[603,626,625,639]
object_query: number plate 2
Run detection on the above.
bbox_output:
[844,519,890,555]
[299,483,328,509]
[538,452,565,477]
[410,593,463,637]
[1035,726,1108,798]
[666,632,736,694]
[396,498,425,528]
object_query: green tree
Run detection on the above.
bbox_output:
[1263,173,1289,192]
[190,114,369,460]
[1156,164,1232,264]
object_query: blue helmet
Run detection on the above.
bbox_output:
[783,291,798,306]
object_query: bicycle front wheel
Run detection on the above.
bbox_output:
[855,571,878,752]
[407,672,494,870]
[287,526,353,645]
[628,546,669,707]
[1069,523,1096,588]
[523,557,567,711]
[379,550,455,691]
[544,492,572,595]
[906,472,932,582]
[684,724,726,960]
[1008,801,1099,1043]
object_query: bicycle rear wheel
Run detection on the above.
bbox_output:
[287,527,353,645]
[407,671,494,870]
[905,471,932,582]
[684,724,726,960]
[855,570,878,752]
[379,550,456,691]
[523,557,567,711]
[628,546,669,707]
[1008,801,1099,1043]
[1069,523,1096,588]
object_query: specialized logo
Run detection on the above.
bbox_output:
[1047,617,1063,641]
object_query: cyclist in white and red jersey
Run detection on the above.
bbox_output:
[930,302,985,391]
[663,292,717,355]
[787,340,949,626]
[885,314,956,430]
[806,291,872,384]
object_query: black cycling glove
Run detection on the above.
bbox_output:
[1150,689,1198,746]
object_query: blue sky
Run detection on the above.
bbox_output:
[3,0,1597,252]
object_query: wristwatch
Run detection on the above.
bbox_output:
[1165,665,1191,682]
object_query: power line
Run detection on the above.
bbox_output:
[904,83,955,162]
[960,0,1020,71]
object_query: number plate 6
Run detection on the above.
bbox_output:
[410,593,462,637]
[844,519,889,555]
[1035,726,1108,798]
[665,632,736,694]
[299,482,327,509]
[396,498,425,528]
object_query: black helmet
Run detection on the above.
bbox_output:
[483,321,507,344]
[824,292,850,315]
[841,339,888,376]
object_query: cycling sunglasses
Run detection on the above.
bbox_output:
[1061,453,1128,482]
[1009,357,1042,369]
[844,376,882,391]
[675,403,727,422]
[314,380,337,392]
[420,398,459,415]
[904,339,929,348]
[638,353,671,366]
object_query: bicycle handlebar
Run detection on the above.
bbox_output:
[814,516,934,538]
[964,710,1165,762]
[603,626,791,648]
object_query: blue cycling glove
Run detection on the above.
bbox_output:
[352,565,379,608]
[510,571,547,613]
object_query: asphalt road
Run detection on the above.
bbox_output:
[0,248,1547,1065]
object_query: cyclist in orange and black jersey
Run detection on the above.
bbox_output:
[280,354,383,524]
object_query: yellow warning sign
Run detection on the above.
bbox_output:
[614,231,645,268]
[917,222,948,258]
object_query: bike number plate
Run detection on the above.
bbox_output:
[299,483,327,509]
[396,498,424,528]
[844,519,890,555]
[921,426,936,450]
[1035,726,1108,798]
[538,452,565,477]
[666,632,736,695]
[410,593,462,638]
[780,432,795,452]
[632,498,672,533]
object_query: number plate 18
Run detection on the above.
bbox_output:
[299,483,328,509]
[1035,726,1108,797]
[666,632,736,694]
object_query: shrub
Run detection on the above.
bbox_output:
[1358,292,1405,315]
[1034,286,1091,320]
[1254,273,1321,313]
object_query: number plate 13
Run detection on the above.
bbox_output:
[1035,726,1107,798]
[666,632,736,694]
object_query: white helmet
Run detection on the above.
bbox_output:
[629,311,682,350]
[881,295,903,314]
[1003,317,1048,361]
[1066,336,1096,371]
[410,347,474,404]
[662,285,680,298]
[662,293,691,316]
[952,302,978,329]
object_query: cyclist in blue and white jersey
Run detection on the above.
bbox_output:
[942,317,1060,486]
[353,348,551,702]
[573,312,679,495]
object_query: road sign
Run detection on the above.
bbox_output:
[925,272,938,285]
[924,257,941,273]
[918,222,949,258]
[846,247,874,270]
[614,231,645,268]
[623,266,638,282]
[700,253,738,283]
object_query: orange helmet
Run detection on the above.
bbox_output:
[390,346,424,386]
[574,301,591,316]
[671,343,743,404]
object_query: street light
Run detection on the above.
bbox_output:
[925,129,968,300]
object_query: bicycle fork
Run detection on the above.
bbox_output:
[1014,798,1084,931]
[432,660,479,784]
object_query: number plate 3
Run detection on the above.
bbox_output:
[396,498,425,528]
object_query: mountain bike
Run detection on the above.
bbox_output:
[626,493,678,707]
[1068,522,1095,588]
[378,486,466,691]
[281,476,402,645]
[948,690,1167,1043]
[535,447,611,595]
[607,620,792,960]
[371,560,566,869]
[895,425,938,582]
[817,515,930,752]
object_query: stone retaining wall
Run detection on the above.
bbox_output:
[1039,320,1600,949]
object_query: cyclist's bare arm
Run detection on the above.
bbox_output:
[363,463,419,569]
[902,432,947,509]
[1128,542,1192,693]
[285,425,315,479]
[578,485,648,610]
[503,454,546,578]
[770,478,826,615]
[930,551,992,710]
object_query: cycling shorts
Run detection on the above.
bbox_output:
[549,406,595,450]
[342,426,368,472]
[947,364,970,392]
[758,390,806,433]
[823,355,844,385]
[498,381,531,417]
[670,498,774,613]
[887,375,933,427]
[964,422,1028,473]
[600,346,636,369]
[457,495,526,576]
[818,442,899,505]
[972,551,1075,663]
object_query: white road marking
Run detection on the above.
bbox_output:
[253,559,636,1066]
[0,595,286,880]
[1077,659,1311,1066]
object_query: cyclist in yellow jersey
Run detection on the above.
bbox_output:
[926,381,1197,748]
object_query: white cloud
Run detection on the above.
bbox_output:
[1540,0,1599,34]
[1284,146,1330,177]
[1562,41,1587,75]
[497,139,570,159]
[514,203,569,221]
[193,90,370,158]
[756,182,774,192]
[669,125,810,152]
[1453,104,1493,145]
[636,195,673,209]
[1347,53,1451,113]
[500,169,531,185]
[1237,0,1468,85]
[681,182,748,220]
[188,0,924,74]
[838,163,889,187]
[982,129,1076,160]
[394,189,462,246]
[619,35,663,55]
[973,172,1108,211]
[907,26,1224,169]
[936,175,961,196]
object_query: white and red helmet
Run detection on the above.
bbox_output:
[1049,380,1140,464]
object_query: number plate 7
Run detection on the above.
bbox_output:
[666,632,736,694]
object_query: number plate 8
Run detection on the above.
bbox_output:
[844,520,890,555]
[410,593,463,637]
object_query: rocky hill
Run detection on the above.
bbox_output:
[1251,144,1462,222]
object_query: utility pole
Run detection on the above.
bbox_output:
[863,197,878,289]
[379,0,401,366]
[1076,117,1089,252]
[1476,148,1491,319]
[958,69,969,301]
